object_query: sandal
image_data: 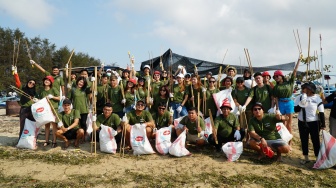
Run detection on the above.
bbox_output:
[300,160,310,165]
[43,141,50,147]
[51,142,57,148]
[63,140,70,149]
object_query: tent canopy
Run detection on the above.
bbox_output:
[140,49,296,77]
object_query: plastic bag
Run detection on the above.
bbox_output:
[276,123,293,143]
[173,116,185,128]
[99,124,117,154]
[222,142,243,161]
[17,119,40,150]
[169,129,191,157]
[86,111,93,134]
[202,117,212,141]
[130,124,155,155]
[155,126,172,155]
[313,130,336,169]
[31,98,55,127]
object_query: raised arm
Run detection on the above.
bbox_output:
[30,60,46,73]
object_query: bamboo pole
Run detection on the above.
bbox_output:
[190,84,195,107]
[12,37,16,66]
[306,27,311,80]
[90,67,98,155]
[208,109,218,144]
[24,39,33,67]
[46,97,61,123]
[15,38,20,67]
[197,92,200,138]
[10,85,33,100]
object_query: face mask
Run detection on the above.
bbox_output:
[107,73,111,77]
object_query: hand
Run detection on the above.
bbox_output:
[12,65,17,74]
[29,60,36,65]
[67,83,72,89]
[47,94,54,99]
[176,106,182,113]
[178,65,183,70]
[121,99,126,104]
[32,98,39,103]
[190,96,194,101]
[152,128,157,134]
[202,87,207,93]
[61,96,66,100]
[261,138,267,148]
[169,107,174,117]
[65,64,68,69]
[301,93,307,101]
[92,114,97,122]
[238,105,243,111]
[241,105,246,112]
[275,109,281,115]
[234,130,241,140]
[91,77,96,82]
[197,126,202,133]
[268,107,274,114]
[169,93,174,98]
[149,97,154,104]
[122,115,128,123]
[57,121,63,128]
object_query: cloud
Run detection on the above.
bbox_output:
[110,0,336,68]
[0,0,56,29]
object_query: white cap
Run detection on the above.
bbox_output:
[177,73,184,78]
[106,69,112,72]
[143,65,150,70]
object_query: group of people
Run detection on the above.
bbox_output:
[12,55,332,164]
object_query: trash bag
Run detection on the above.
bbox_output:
[169,129,191,157]
[17,119,40,150]
[222,142,243,161]
[31,98,55,127]
[313,130,336,169]
[99,124,118,154]
[130,124,155,155]
[276,122,293,143]
[155,126,172,155]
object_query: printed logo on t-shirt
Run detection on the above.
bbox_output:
[264,123,270,127]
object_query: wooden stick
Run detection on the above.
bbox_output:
[297,29,303,53]
[197,92,200,138]
[10,85,33,100]
[46,97,61,123]
[208,109,218,144]
[13,37,16,66]
[15,38,20,67]
[306,27,311,80]
[67,61,72,92]
[203,77,206,115]
[217,66,222,89]
[190,84,195,107]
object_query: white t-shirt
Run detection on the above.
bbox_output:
[294,94,324,122]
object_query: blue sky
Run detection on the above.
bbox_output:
[1,0,336,84]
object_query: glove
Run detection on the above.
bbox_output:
[301,93,307,101]
[91,77,96,82]
[152,128,157,134]
[268,107,275,114]
[202,87,207,93]
[121,99,126,104]
[92,114,97,122]
[178,65,183,70]
[241,105,246,112]
[12,92,17,96]
[234,130,241,140]
[67,83,72,89]
[134,123,141,129]
[122,115,128,123]
[61,96,66,100]
[57,121,64,128]
[12,65,18,74]
[149,97,154,104]
[33,98,39,103]
[65,64,68,69]
[29,60,36,65]
[47,94,54,99]
[169,107,174,117]
[169,93,174,98]
[176,106,182,113]
[238,105,243,111]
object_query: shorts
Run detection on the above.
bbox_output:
[64,128,80,140]
[250,137,288,150]
[186,132,203,143]
[278,98,294,114]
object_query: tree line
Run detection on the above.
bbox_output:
[0,27,102,93]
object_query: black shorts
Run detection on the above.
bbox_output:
[63,128,79,140]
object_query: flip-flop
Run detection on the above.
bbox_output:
[300,160,310,165]
[43,141,50,147]
[51,142,57,148]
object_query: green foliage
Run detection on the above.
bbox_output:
[0,27,101,93]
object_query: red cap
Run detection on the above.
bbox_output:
[262,71,270,77]
[273,70,284,77]
[43,76,54,83]
[220,98,232,110]
[154,71,161,75]
[128,78,137,85]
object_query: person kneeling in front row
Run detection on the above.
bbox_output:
[56,99,84,149]
[248,102,290,161]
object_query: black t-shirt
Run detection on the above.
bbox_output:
[326,92,336,119]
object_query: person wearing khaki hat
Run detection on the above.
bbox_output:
[208,98,244,151]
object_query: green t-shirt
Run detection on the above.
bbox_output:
[126,110,153,125]
[179,116,205,135]
[172,84,185,103]
[19,85,34,107]
[37,87,60,109]
[185,85,203,109]
[232,87,252,110]
[137,87,147,101]
[45,71,64,92]
[152,111,171,129]
[107,86,123,112]
[67,87,91,114]
[248,85,273,111]
[151,81,164,97]
[205,88,220,117]
[248,114,281,140]
[58,109,80,129]
[96,84,110,111]
[214,113,239,138]
[151,95,169,113]
[125,90,140,107]
[273,75,295,98]
[96,113,121,130]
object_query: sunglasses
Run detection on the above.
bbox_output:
[209,81,216,83]
[159,107,166,110]
[253,108,262,111]
[136,103,144,106]
[236,82,244,84]
[28,81,35,85]
[160,90,166,92]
